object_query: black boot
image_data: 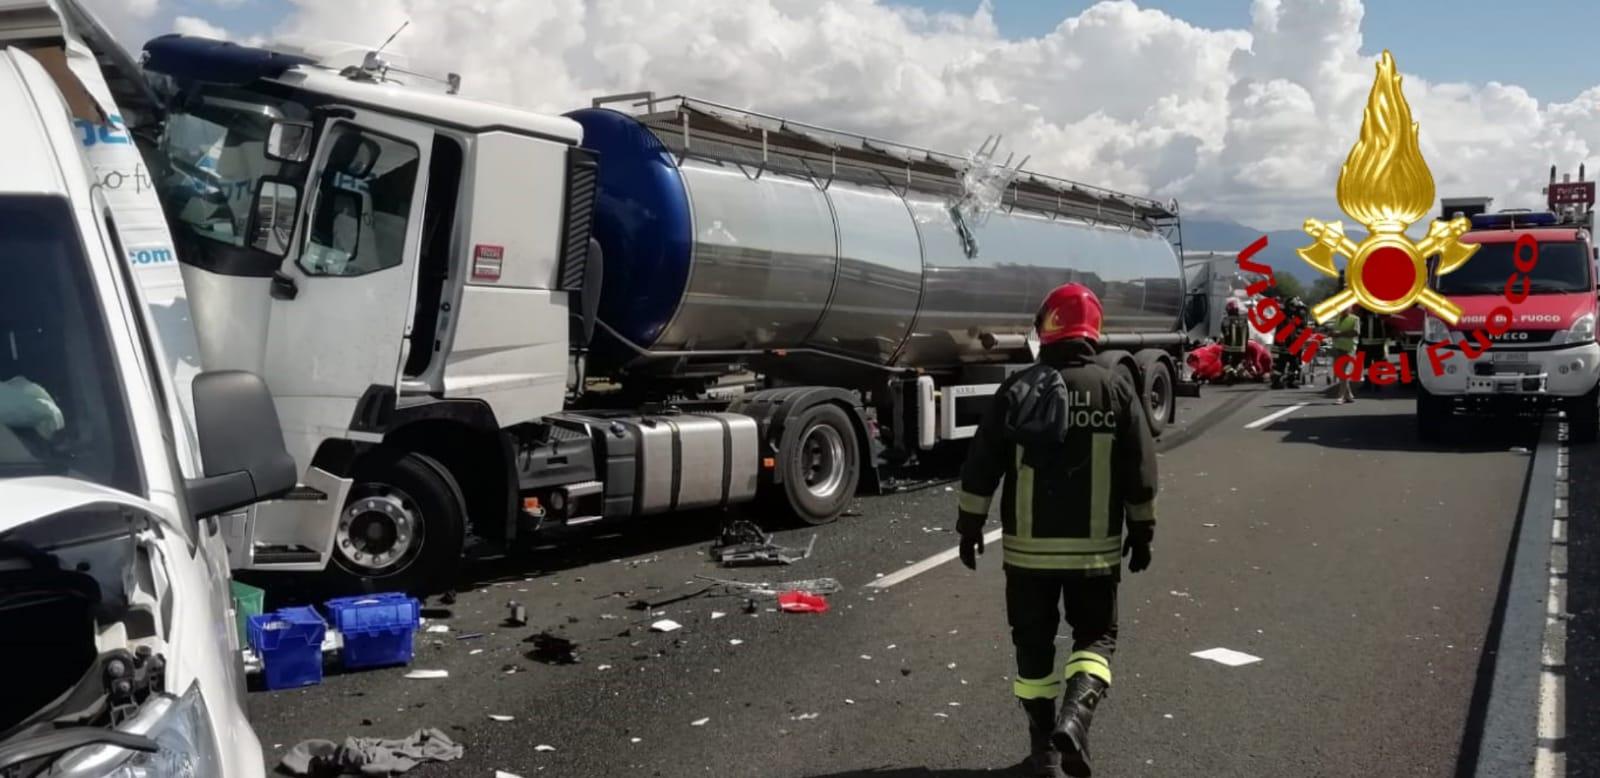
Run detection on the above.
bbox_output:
[1052,674,1108,777]
[1020,699,1065,777]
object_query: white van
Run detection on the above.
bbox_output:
[0,47,293,776]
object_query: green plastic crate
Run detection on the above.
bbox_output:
[230,580,265,644]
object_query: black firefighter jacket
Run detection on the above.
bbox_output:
[956,341,1159,577]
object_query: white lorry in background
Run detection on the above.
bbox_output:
[0,39,295,778]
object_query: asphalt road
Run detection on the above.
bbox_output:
[247,384,1544,777]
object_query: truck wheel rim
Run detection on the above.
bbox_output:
[801,424,847,500]
[335,490,425,575]
[1148,369,1171,418]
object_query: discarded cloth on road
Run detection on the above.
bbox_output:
[777,591,829,614]
[280,727,464,776]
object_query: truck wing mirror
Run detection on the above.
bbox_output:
[185,371,298,517]
[265,120,313,164]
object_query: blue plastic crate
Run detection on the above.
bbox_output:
[324,593,421,670]
[248,606,326,690]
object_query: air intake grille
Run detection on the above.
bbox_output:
[559,147,599,291]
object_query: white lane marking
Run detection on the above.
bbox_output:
[865,528,1004,589]
[1536,422,1569,778]
[1244,402,1309,430]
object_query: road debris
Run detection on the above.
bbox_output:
[425,624,450,634]
[692,575,842,599]
[455,632,484,641]
[729,639,744,646]
[598,664,613,671]
[1202,522,1218,528]
[778,591,829,614]
[506,602,527,627]
[535,744,556,752]
[279,728,463,776]
[650,619,684,632]
[1191,647,1263,667]
[691,717,710,727]
[711,611,727,620]
[488,715,515,722]
[709,519,817,566]
[469,649,484,656]
[792,712,820,721]
[496,772,523,778]
[527,632,581,664]
[403,669,448,680]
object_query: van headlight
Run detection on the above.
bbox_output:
[1423,315,1450,343]
[52,683,221,777]
[1560,314,1596,346]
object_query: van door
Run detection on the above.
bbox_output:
[263,111,433,460]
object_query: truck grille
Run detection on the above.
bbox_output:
[558,146,599,292]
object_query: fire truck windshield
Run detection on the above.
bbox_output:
[1434,240,1592,295]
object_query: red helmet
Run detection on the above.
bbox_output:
[1225,299,1241,315]
[1035,283,1103,345]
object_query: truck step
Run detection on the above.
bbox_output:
[252,546,321,565]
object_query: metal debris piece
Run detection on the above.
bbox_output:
[506,602,527,626]
[403,669,448,680]
[650,619,683,633]
[489,715,515,722]
[709,519,817,566]
[692,575,841,599]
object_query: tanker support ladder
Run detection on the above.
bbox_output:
[101,28,1200,594]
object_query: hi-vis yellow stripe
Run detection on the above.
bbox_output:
[1013,673,1063,700]
[1003,549,1122,571]
[1003,535,1122,554]
[1127,497,1156,524]
[957,490,992,515]
[1015,445,1034,540]
[1065,650,1112,685]
[1090,433,1111,540]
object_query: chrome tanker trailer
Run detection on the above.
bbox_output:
[558,95,1191,518]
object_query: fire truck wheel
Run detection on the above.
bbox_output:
[1415,384,1447,443]
[774,404,861,526]
[324,450,466,595]
[1569,387,1599,445]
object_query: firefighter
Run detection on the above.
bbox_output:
[1332,306,1360,403]
[956,283,1159,778]
[1219,298,1249,380]
[1357,309,1391,391]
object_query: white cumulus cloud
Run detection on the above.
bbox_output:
[172,15,230,40]
[74,0,1600,230]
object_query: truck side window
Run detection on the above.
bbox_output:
[299,125,420,277]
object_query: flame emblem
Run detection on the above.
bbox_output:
[1298,51,1479,325]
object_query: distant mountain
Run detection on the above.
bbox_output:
[1180,218,1323,285]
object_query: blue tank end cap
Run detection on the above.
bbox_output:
[142,34,315,85]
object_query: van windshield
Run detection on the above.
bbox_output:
[0,197,141,495]
[1434,239,1592,295]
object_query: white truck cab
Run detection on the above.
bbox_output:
[0,46,294,776]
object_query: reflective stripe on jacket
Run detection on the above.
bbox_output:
[956,341,1159,576]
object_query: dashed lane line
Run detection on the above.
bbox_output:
[1244,402,1310,430]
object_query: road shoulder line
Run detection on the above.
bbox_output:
[1472,420,1560,778]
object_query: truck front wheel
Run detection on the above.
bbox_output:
[1569,386,1599,444]
[325,451,466,595]
[774,404,861,525]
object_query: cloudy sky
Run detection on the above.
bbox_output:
[80,0,1600,231]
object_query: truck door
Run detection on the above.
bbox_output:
[264,111,433,460]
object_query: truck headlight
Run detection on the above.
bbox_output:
[1560,314,1596,345]
[1423,315,1450,343]
[53,683,222,778]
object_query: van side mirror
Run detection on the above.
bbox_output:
[185,371,297,517]
[265,120,313,164]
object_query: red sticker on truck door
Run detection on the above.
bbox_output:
[472,244,504,281]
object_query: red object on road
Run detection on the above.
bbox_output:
[1186,343,1223,380]
[778,591,830,614]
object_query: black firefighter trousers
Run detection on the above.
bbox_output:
[1007,570,1118,700]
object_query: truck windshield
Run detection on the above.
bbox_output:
[0,197,141,495]
[158,92,309,249]
[1434,239,1592,295]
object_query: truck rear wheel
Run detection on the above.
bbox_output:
[1569,386,1599,444]
[325,451,466,595]
[1416,384,1447,443]
[774,404,860,525]
[1139,358,1177,438]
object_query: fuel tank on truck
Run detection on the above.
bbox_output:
[565,94,1185,378]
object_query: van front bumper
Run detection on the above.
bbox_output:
[1418,342,1600,398]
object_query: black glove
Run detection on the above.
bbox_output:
[1124,538,1151,573]
[956,513,986,571]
